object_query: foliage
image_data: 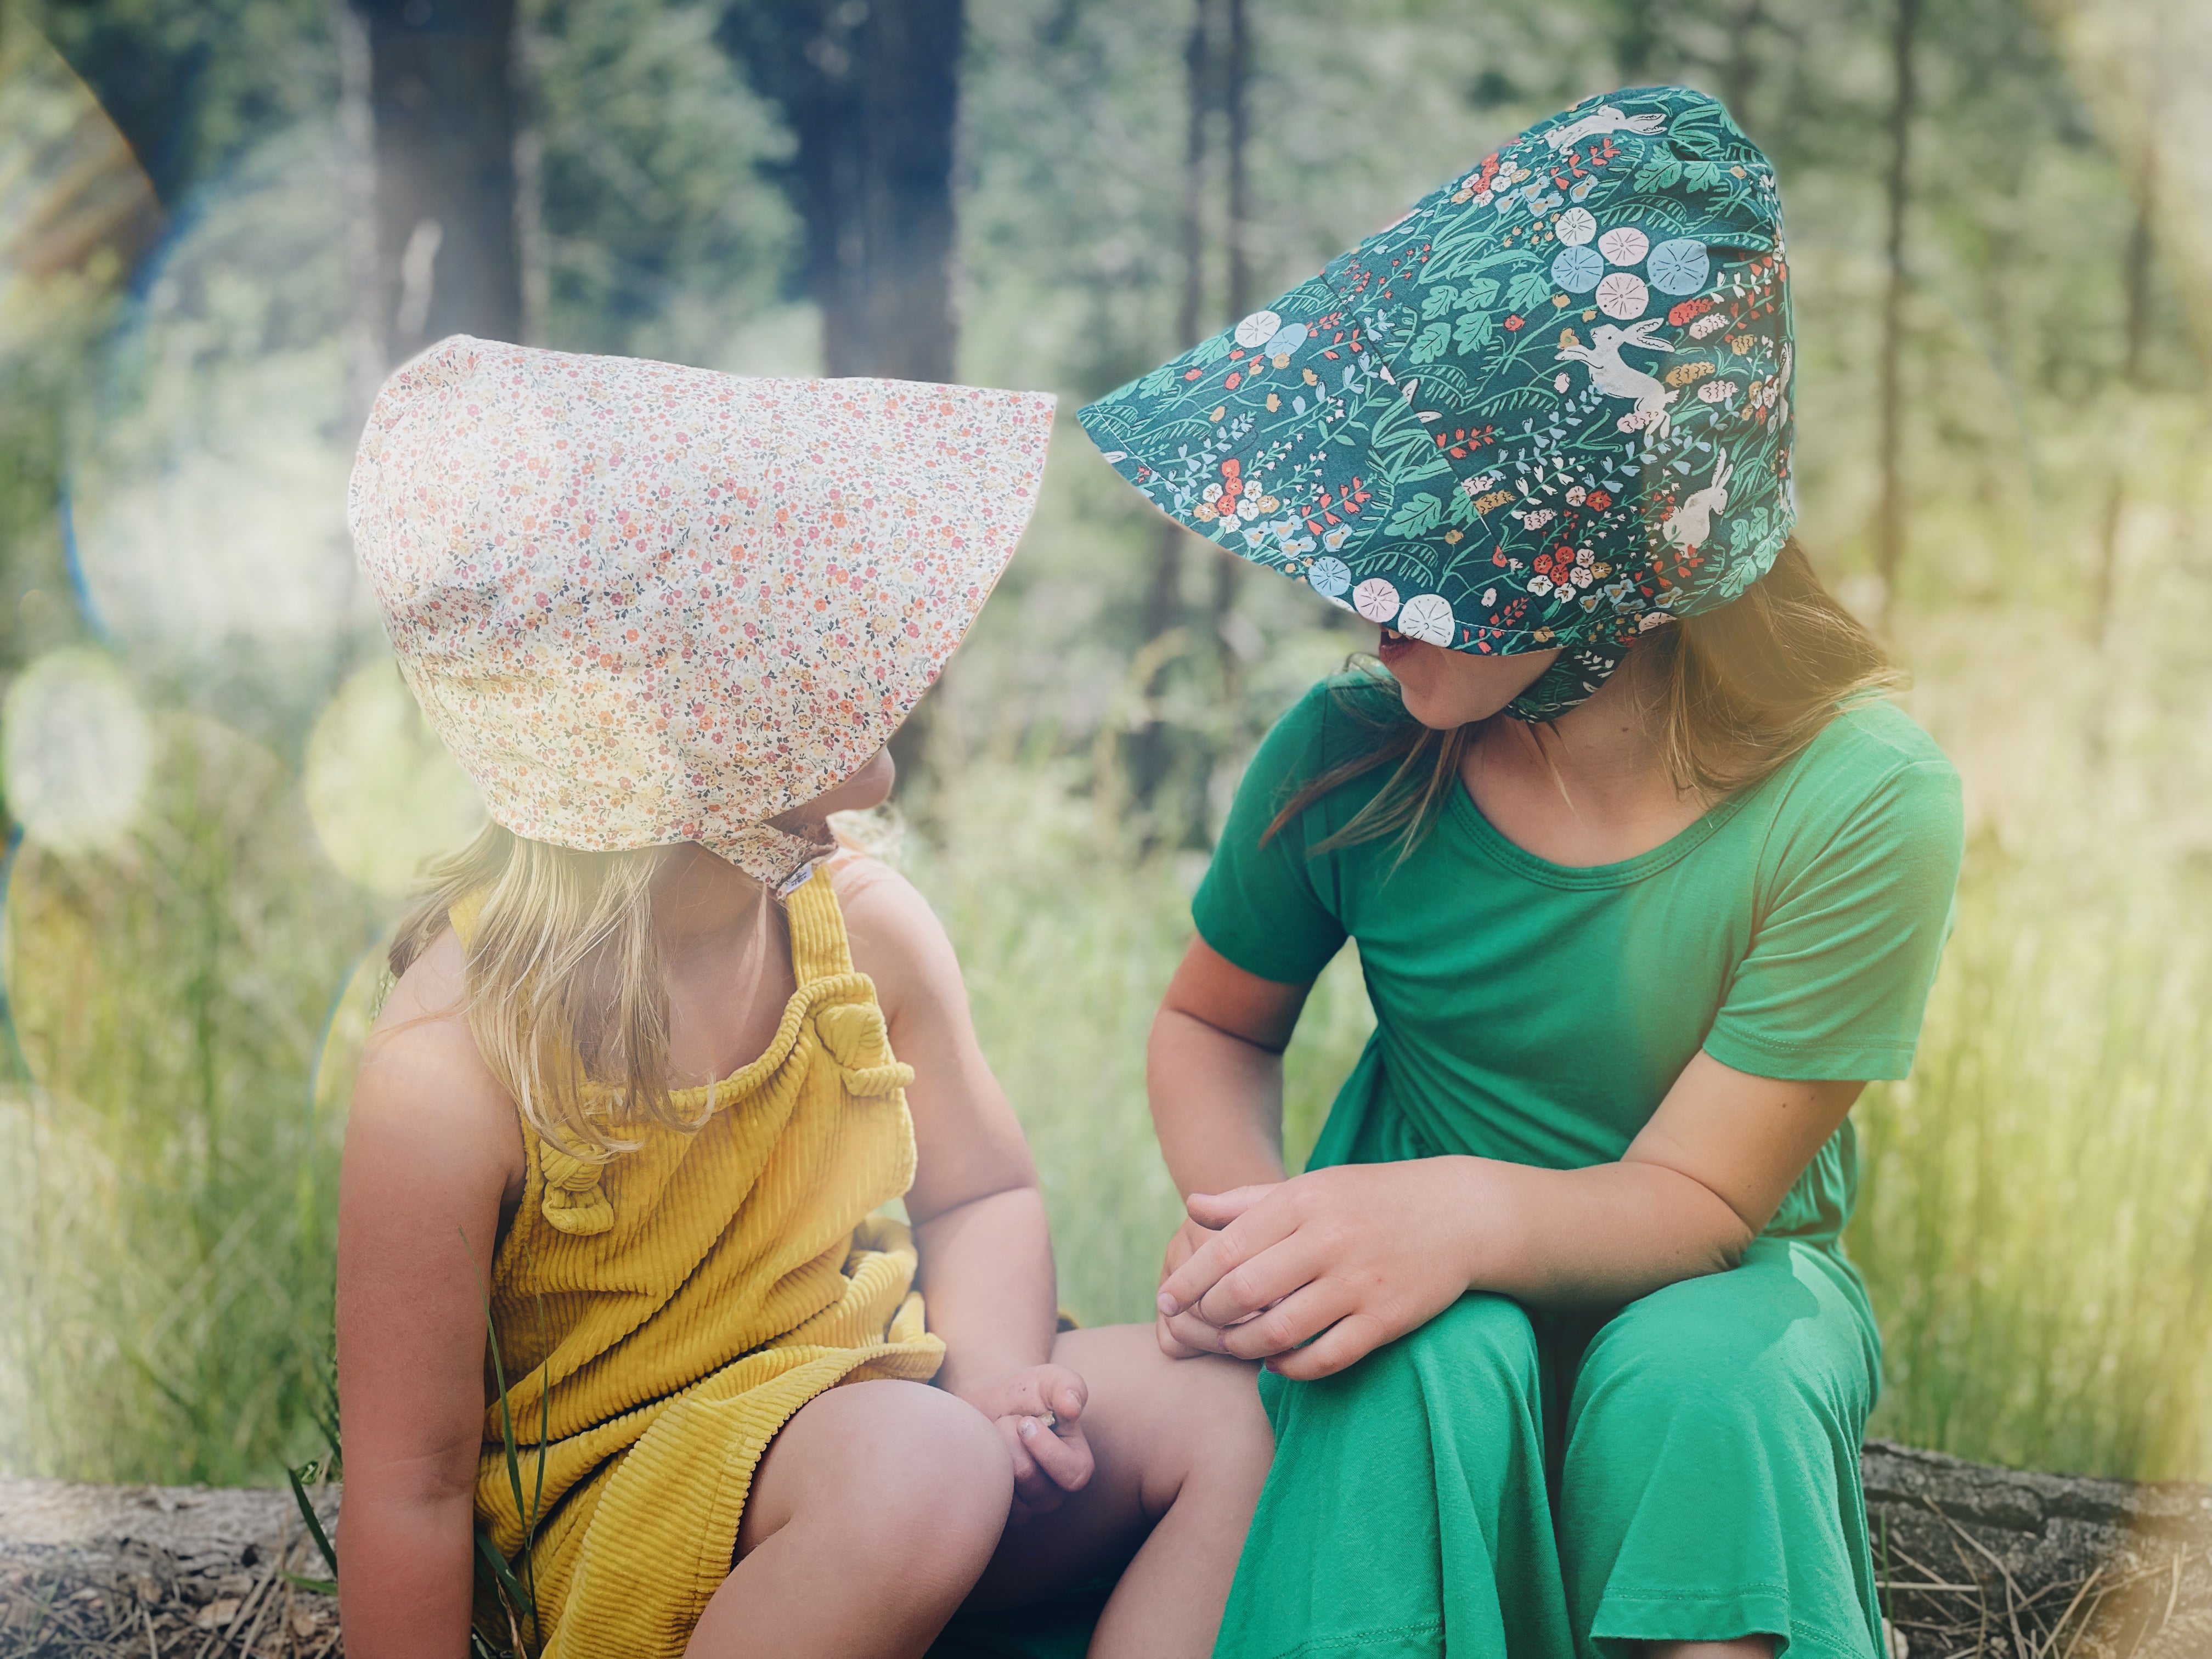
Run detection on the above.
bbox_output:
[0,716,374,1482]
[23,0,334,205]
[1850,786,2212,1477]
[524,0,800,366]
[1,0,2211,1492]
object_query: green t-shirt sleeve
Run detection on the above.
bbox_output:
[1702,756,1964,1082]
[1191,684,1351,985]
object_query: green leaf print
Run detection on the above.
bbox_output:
[1635,151,1684,191]
[1421,285,1459,320]
[1507,268,1556,312]
[1459,276,1500,308]
[1410,320,1452,364]
[1453,309,1494,353]
[1731,504,1771,551]
[1384,493,1443,537]
[1684,159,1725,191]
[1135,363,1183,399]
[1367,399,1456,482]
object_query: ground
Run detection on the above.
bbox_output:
[1,1444,2207,1657]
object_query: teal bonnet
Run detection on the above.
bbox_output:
[1077,86,1796,721]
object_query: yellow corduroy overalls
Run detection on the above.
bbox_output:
[458,864,945,1657]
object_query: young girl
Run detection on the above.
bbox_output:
[335,340,1271,1659]
[1081,88,1962,1659]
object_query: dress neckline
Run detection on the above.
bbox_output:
[1446,770,1753,890]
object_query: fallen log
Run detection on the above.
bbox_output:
[2,1443,2207,1656]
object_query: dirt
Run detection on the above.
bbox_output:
[0,1476,337,1657]
[3,1443,2208,1656]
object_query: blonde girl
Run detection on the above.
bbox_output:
[334,338,1271,1659]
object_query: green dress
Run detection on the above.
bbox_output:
[1190,675,1963,1659]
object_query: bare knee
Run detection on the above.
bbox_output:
[740,1379,1012,1572]
[870,1380,1014,1528]
[1054,1327,1273,1518]
[1166,1352,1273,1483]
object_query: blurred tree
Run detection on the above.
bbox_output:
[521,0,796,364]
[719,0,963,381]
[26,0,331,207]
[718,0,967,791]
[1127,0,1261,836]
[1876,0,1920,634]
[347,0,523,364]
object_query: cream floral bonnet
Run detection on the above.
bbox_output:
[348,336,1056,887]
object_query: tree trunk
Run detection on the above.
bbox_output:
[1609,0,1661,83]
[350,0,524,367]
[1720,0,1764,121]
[2091,172,2154,647]
[1874,0,1920,637]
[1130,0,1217,817]
[720,0,967,790]
[1211,0,1251,713]
[849,0,962,382]
[725,0,964,381]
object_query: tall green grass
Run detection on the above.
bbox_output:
[4,723,2211,1486]
[0,714,372,1483]
[1850,823,2212,1479]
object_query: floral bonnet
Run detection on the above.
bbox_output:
[1080,86,1794,721]
[349,336,1055,885]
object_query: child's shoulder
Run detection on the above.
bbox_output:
[826,850,967,1018]
[353,923,524,1176]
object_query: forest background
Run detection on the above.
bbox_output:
[1,0,2210,1493]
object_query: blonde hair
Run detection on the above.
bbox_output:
[390,826,699,1160]
[1268,539,1901,859]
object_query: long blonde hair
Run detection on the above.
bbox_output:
[1267,539,1901,857]
[390,827,700,1159]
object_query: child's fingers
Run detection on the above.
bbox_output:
[1184,1184,1273,1229]
[1162,1304,1239,1356]
[1046,1368,1088,1426]
[997,1365,1087,1426]
[1004,1418,1070,1514]
[1262,1312,1392,1381]
[1018,1415,1094,1493]
[1194,1234,1321,1330]
[996,1414,1042,1489]
[1155,1311,1211,1360]
[1213,1280,1351,1361]
[1157,1195,1298,1316]
[1159,1217,1215,1280]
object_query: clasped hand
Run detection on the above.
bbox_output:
[1153,1160,1483,1381]
[960,1364,1093,1520]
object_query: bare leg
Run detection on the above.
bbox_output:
[966,1325,1274,1659]
[1650,1641,1775,1658]
[684,1379,1013,1659]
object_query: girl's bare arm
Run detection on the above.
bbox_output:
[1151,938,1861,1376]
[839,862,1091,1509]
[1148,938,1311,1197]
[335,935,524,1658]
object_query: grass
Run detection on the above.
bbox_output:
[0,713,374,1484]
[1849,816,2212,1479]
[3,704,2211,1489]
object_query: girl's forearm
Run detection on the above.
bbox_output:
[1148,1007,1291,1198]
[335,1484,478,1657]
[1451,1154,1754,1308]
[913,1184,1059,1396]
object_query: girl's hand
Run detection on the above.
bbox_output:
[1154,1160,1487,1381]
[1155,1216,1228,1359]
[960,1365,1093,1519]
